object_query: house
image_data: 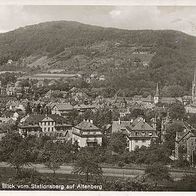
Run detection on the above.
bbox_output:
[74,104,96,113]
[18,114,72,141]
[6,100,26,112]
[51,103,74,116]
[112,117,157,151]
[72,119,103,147]
[6,84,15,96]
[174,122,196,164]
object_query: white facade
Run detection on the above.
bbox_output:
[72,121,103,147]
[128,138,151,151]
[72,132,102,148]
[51,106,61,115]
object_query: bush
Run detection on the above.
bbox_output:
[173,174,196,191]
[145,163,172,185]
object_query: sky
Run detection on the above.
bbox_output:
[0,5,196,36]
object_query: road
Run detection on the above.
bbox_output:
[0,162,194,180]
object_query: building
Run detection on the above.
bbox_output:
[112,117,157,151]
[18,114,72,141]
[74,104,96,113]
[174,122,196,164]
[6,84,15,96]
[72,119,103,147]
[153,83,182,105]
[51,103,74,116]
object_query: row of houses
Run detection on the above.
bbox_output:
[17,113,158,151]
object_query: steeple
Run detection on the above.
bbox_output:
[154,83,159,104]
[194,66,196,84]
[192,66,196,104]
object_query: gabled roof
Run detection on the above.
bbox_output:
[175,121,196,143]
[112,121,132,133]
[131,120,155,131]
[131,117,144,127]
[22,114,69,126]
[74,104,95,110]
[75,121,99,131]
[53,103,73,111]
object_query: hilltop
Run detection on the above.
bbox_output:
[0,21,196,95]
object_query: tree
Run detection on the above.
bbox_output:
[168,102,185,121]
[26,102,32,115]
[144,163,172,186]
[72,149,102,182]
[131,108,144,118]
[108,132,127,154]
[41,141,65,177]
[161,85,185,98]
[44,150,63,177]
[164,121,184,152]
[0,133,33,176]
[133,144,171,165]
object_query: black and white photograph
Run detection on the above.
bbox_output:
[0,0,196,192]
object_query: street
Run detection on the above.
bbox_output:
[0,162,194,180]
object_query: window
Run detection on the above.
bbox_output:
[149,132,152,136]
[142,132,145,136]
[135,132,138,136]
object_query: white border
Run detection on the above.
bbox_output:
[0,0,195,6]
[0,0,196,196]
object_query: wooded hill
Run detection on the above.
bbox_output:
[0,21,196,96]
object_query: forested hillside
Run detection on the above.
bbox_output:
[0,21,196,96]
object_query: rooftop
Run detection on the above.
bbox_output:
[75,120,99,131]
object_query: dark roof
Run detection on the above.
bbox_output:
[53,103,73,111]
[75,121,99,131]
[48,114,68,124]
[23,114,68,126]
[131,120,155,131]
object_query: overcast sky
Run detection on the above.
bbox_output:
[0,5,196,36]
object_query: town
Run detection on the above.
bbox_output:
[0,62,196,190]
[1,4,196,190]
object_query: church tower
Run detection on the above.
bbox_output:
[154,83,159,104]
[192,67,196,105]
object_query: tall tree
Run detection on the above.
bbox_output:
[168,102,185,121]
[144,163,172,187]
[72,149,102,182]
[108,132,127,154]
[0,133,33,176]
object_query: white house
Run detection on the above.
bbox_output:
[72,119,102,147]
